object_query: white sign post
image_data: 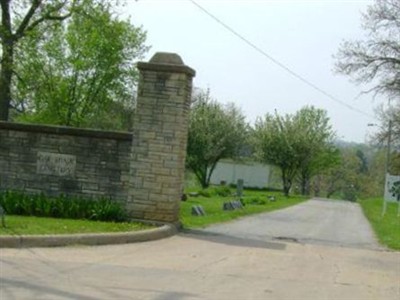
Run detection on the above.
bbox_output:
[383,174,400,216]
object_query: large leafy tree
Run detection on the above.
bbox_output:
[335,0,400,100]
[294,106,339,195]
[0,0,79,121]
[253,112,300,196]
[11,1,148,128]
[186,89,248,188]
[253,106,337,196]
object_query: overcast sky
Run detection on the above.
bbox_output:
[123,0,381,143]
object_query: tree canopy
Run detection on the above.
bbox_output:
[186,89,248,188]
[253,106,338,196]
[1,0,148,128]
[1,0,78,121]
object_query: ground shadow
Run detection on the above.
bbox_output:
[180,229,286,251]
[0,278,99,300]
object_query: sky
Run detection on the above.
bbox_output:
[122,0,382,143]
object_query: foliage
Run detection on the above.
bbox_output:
[253,112,299,196]
[0,0,79,121]
[359,197,400,250]
[293,106,339,195]
[12,1,148,129]
[186,89,248,188]
[0,215,151,236]
[243,196,267,205]
[195,186,232,198]
[180,189,308,228]
[335,0,400,100]
[0,191,127,222]
[313,145,393,200]
[253,106,337,196]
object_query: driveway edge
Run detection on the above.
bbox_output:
[0,224,178,248]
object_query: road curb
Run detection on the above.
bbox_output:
[0,224,178,248]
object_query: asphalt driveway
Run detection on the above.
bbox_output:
[196,198,381,249]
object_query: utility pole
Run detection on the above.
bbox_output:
[382,119,392,216]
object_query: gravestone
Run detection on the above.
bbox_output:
[232,200,243,209]
[223,201,234,211]
[192,205,206,216]
[223,200,243,211]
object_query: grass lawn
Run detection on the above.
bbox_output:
[359,198,400,250]
[180,188,308,228]
[0,215,152,236]
[0,187,308,235]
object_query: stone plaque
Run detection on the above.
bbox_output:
[37,152,76,177]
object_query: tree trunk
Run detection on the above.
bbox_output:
[300,171,311,196]
[0,44,13,121]
[313,175,321,197]
[205,160,220,188]
[0,0,13,121]
[281,170,291,197]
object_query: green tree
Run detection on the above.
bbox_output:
[186,89,248,188]
[0,0,79,121]
[253,112,300,196]
[318,148,361,200]
[294,106,338,195]
[315,146,387,200]
[12,1,148,128]
[254,107,337,196]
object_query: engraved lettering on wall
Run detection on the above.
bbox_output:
[37,152,76,176]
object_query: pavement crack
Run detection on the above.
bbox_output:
[194,256,229,273]
[333,263,354,287]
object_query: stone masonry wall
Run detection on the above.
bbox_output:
[0,52,195,223]
[0,122,132,203]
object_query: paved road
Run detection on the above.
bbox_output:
[0,199,399,300]
[198,198,381,249]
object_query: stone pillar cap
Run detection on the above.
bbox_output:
[137,52,196,77]
[149,52,184,65]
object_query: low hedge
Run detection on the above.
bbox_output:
[0,191,127,222]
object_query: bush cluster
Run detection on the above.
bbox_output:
[0,191,127,222]
[197,186,232,198]
[243,196,267,205]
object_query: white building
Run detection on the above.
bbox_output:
[209,159,271,188]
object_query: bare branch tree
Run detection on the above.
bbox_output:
[335,0,400,101]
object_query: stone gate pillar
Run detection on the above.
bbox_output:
[127,52,195,223]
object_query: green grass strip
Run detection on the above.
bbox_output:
[359,198,400,250]
[0,215,152,236]
[180,190,308,228]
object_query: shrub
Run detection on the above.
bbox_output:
[0,191,127,222]
[198,189,212,198]
[212,186,232,197]
[197,186,232,198]
[244,196,267,205]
